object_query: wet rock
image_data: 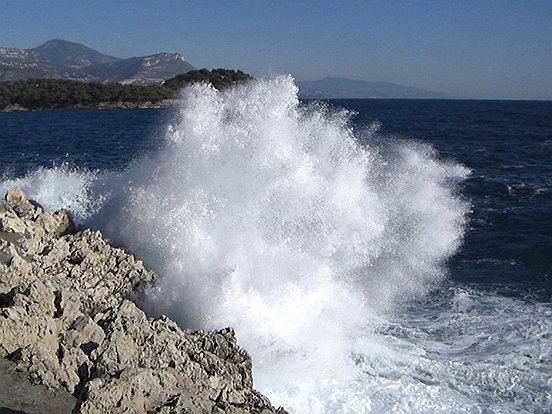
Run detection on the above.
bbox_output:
[0,189,285,414]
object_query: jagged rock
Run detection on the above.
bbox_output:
[5,187,26,203]
[0,189,285,414]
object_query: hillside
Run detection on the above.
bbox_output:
[30,38,120,68]
[0,69,254,111]
[0,39,195,85]
[163,68,252,91]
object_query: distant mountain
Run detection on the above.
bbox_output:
[0,47,85,81]
[86,53,195,85]
[297,77,449,99]
[30,39,120,68]
[0,39,196,85]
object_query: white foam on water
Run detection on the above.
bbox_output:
[360,287,552,413]
[7,78,549,412]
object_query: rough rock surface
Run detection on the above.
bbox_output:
[0,188,285,414]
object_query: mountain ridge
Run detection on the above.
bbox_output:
[30,38,121,68]
[0,39,195,85]
[297,76,450,99]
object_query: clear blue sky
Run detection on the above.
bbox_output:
[2,0,551,100]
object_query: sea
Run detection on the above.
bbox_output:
[1,77,551,413]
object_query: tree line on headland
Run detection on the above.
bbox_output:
[0,69,252,111]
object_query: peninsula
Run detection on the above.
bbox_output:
[0,69,252,111]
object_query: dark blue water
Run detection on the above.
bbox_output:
[2,100,550,298]
[1,92,551,412]
[340,99,552,299]
[0,108,169,174]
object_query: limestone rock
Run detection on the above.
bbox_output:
[0,358,76,414]
[5,187,26,203]
[0,189,285,414]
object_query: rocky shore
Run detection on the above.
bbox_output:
[1,99,181,112]
[0,188,285,414]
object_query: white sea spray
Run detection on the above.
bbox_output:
[92,76,470,412]
[15,78,552,413]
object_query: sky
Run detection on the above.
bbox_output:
[2,0,551,100]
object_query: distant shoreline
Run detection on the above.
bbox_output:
[3,97,551,113]
[0,99,180,112]
[0,69,252,113]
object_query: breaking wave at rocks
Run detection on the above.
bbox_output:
[2,77,478,412]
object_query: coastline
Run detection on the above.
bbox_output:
[0,99,181,113]
[0,188,285,414]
